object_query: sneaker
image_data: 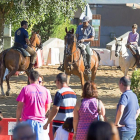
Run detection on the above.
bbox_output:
[58,65,64,72]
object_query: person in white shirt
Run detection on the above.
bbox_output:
[54,117,73,140]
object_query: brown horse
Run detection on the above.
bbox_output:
[0,32,42,96]
[64,28,100,88]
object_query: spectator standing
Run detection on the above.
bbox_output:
[43,73,77,135]
[16,70,52,140]
[115,76,140,140]
[13,122,36,140]
[73,81,105,140]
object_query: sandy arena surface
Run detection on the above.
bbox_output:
[0,65,133,122]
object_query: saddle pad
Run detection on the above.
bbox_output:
[128,45,140,55]
[12,46,30,57]
[78,43,93,55]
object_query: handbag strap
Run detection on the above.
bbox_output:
[98,99,101,115]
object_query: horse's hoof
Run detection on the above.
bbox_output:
[6,92,9,96]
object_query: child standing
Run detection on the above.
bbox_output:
[54,117,73,140]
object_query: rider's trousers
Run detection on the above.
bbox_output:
[26,46,37,64]
[85,44,91,67]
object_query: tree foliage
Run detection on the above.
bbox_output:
[33,12,77,43]
[0,0,86,49]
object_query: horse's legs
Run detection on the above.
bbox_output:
[67,75,71,85]
[79,72,85,89]
[91,66,97,81]
[5,67,18,96]
[124,68,129,76]
[0,67,6,96]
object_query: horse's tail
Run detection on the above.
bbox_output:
[0,50,8,69]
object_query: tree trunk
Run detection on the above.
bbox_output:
[0,11,4,52]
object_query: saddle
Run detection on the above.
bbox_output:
[77,43,100,68]
[12,43,30,57]
[78,43,93,55]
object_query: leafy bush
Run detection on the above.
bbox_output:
[131,70,140,140]
[33,13,77,43]
[51,19,77,40]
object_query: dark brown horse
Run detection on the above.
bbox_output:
[0,32,42,96]
[64,28,100,88]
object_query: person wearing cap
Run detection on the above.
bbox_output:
[115,76,140,140]
[76,16,95,75]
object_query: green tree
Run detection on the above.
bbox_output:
[33,12,77,42]
[0,0,86,49]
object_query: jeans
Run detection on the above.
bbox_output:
[26,119,45,140]
[119,129,136,140]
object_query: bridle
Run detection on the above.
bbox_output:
[115,43,127,56]
[65,33,82,64]
[65,33,78,56]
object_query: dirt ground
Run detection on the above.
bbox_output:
[0,65,133,122]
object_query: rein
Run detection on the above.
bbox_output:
[115,44,127,56]
[65,42,82,65]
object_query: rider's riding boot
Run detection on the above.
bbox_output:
[0,111,3,121]
[84,53,91,75]
[27,63,34,72]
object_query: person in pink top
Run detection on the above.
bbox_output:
[16,70,52,140]
[127,24,139,65]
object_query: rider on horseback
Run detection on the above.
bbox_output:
[58,16,95,75]
[127,24,139,66]
[76,16,95,75]
[14,20,37,70]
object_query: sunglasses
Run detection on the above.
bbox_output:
[39,81,42,84]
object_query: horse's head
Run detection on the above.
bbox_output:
[64,27,76,55]
[30,31,43,50]
[114,37,123,57]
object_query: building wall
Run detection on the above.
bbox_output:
[96,4,140,48]
[73,4,140,48]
